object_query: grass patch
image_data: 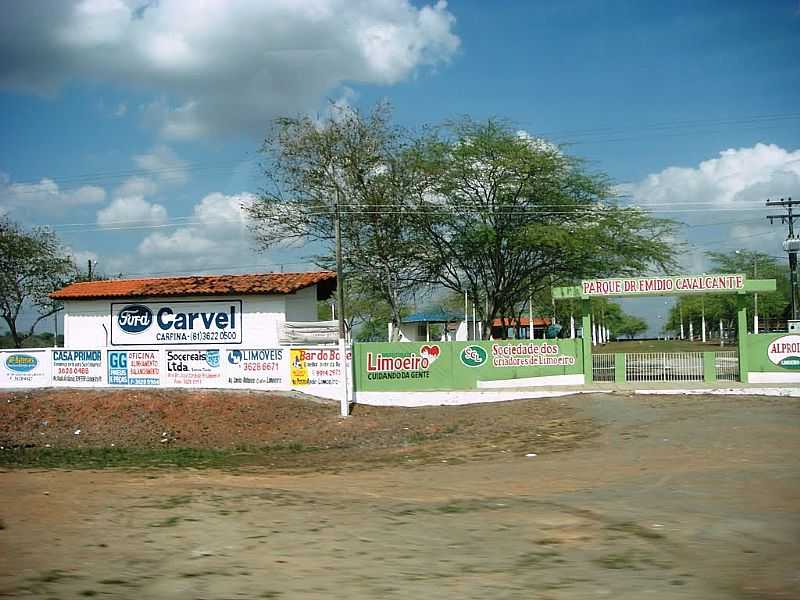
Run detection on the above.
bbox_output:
[594,552,640,570]
[149,516,181,528]
[0,443,321,470]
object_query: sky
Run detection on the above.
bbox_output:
[1,0,799,334]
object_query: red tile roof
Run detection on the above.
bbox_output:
[491,317,551,327]
[50,271,336,300]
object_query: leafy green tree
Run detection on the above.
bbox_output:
[407,118,679,337]
[248,102,425,338]
[666,251,789,337]
[616,315,648,339]
[0,219,76,347]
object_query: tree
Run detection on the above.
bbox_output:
[616,315,648,339]
[248,102,425,339]
[666,250,790,337]
[0,219,76,347]
[407,118,679,337]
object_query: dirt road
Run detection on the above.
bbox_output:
[1,393,798,599]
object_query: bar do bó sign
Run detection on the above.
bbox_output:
[581,274,745,297]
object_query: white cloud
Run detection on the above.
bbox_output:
[114,175,158,198]
[0,175,106,218]
[134,192,256,273]
[0,0,460,139]
[132,144,188,185]
[625,143,800,269]
[96,195,168,228]
[627,143,800,209]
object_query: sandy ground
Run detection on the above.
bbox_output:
[1,392,799,599]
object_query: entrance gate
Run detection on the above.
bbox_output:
[552,274,776,384]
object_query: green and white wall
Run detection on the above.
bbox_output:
[746,333,800,384]
[353,339,584,406]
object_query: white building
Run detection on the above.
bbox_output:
[50,272,336,348]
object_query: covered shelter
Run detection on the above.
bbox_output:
[392,308,468,342]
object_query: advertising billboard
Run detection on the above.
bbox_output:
[164,348,224,387]
[110,300,243,346]
[225,348,289,388]
[107,350,161,386]
[0,350,51,387]
[52,350,104,386]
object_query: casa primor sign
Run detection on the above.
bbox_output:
[581,274,746,297]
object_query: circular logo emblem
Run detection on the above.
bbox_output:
[117,305,153,334]
[459,345,487,367]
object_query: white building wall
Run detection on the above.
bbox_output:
[284,285,318,322]
[61,292,324,348]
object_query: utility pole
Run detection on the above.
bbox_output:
[767,197,800,320]
[334,191,348,417]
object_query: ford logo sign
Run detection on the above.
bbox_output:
[118,305,153,334]
[6,354,38,372]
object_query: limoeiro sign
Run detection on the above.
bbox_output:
[581,274,745,297]
[111,300,243,346]
[355,340,583,392]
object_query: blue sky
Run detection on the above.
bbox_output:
[1,0,799,332]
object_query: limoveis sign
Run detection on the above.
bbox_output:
[581,274,745,297]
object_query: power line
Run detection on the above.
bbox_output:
[4,111,798,194]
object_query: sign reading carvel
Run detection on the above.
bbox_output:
[364,344,440,381]
[0,350,49,387]
[767,335,800,370]
[108,350,160,385]
[226,348,288,387]
[290,347,352,386]
[52,350,103,385]
[111,300,243,346]
[165,349,222,386]
[490,343,576,368]
[581,274,745,297]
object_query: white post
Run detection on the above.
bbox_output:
[592,320,597,346]
[702,307,707,343]
[570,314,575,339]
[338,338,348,417]
[464,290,468,339]
[529,294,534,340]
[754,296,759,335]
[472,303,477,341]
[388,321,393,341]
[426,322,430,342]
[689,320,694,341]
[719,318,724,347]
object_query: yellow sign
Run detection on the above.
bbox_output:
[290,349,308,385]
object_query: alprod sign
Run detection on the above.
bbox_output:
[111,300,243,346]
[581,274,745,297]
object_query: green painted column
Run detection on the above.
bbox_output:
[614,353,625,383]
[737,294,748,383]
[703,352,716,383]
[581,299,593,383]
